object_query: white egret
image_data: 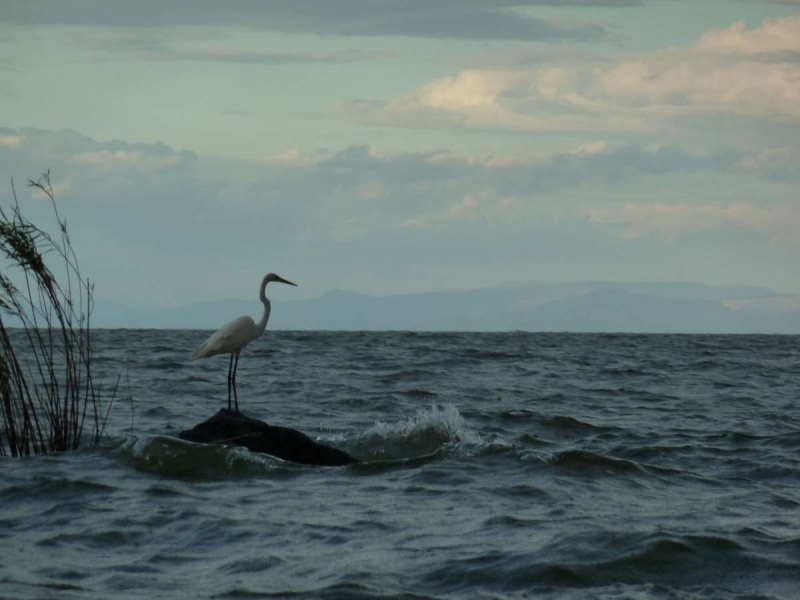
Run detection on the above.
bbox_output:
[192,273,297,412]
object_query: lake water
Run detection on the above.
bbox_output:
[2,331,799,599]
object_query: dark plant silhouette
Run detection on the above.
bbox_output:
[0,171,116,457]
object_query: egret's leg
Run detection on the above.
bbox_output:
[227,353,234,411]
[232,353,241,412]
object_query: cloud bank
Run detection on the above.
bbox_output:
[341,16,800,134]
[2,1,636,42]
[1,125,797,305]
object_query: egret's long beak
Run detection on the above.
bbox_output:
[277,276,297,287]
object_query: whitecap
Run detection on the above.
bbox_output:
[341,403,481,461]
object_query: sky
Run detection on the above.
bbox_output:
[1,0,799,311]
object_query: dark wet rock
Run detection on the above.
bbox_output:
[179,409,359,466]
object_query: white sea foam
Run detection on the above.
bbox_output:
[345,403,481,460]
[120,434,283,477]
[365,403,480,443]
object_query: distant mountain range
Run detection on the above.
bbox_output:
[91,281,800,333]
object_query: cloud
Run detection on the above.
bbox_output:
[2,126,797,304]
[489,143,744,197]
[354,181,386,201]
[72,29,394,65]
[748,0,800,6]
[338,68,649,134]
[5,128,732,253]
[0,134,23,149]
[301,141,754,232]
[403,195,482,229]
[0,128,197,178]
[594,17,800,120]
[695,17,800,56]
[0,127,778,226]
[155,48,392,65]
[3,1,633,42]
[289,141,798,245]
[342,16,800,134]
[69,150,186,173]
[0,127,196,160]
[222,109,252,117]
[75,29,168,53]
[588,202,800,243]
[73,29,395,64]
[311,140,749,197]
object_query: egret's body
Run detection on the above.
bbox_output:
[192,273,296,411]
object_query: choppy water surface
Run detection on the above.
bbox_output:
[2,331,799,599]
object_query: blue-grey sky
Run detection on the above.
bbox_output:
[1,1,798,310]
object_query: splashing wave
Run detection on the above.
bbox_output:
[341,403,481,461]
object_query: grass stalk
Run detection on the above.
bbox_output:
[0,171,115,457]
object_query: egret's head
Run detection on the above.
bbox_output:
[264,273,297,287]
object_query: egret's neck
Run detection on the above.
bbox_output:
[255,277,272,335]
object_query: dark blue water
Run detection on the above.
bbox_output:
[2,331,799,599]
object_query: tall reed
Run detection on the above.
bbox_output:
[0,172,116,457]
